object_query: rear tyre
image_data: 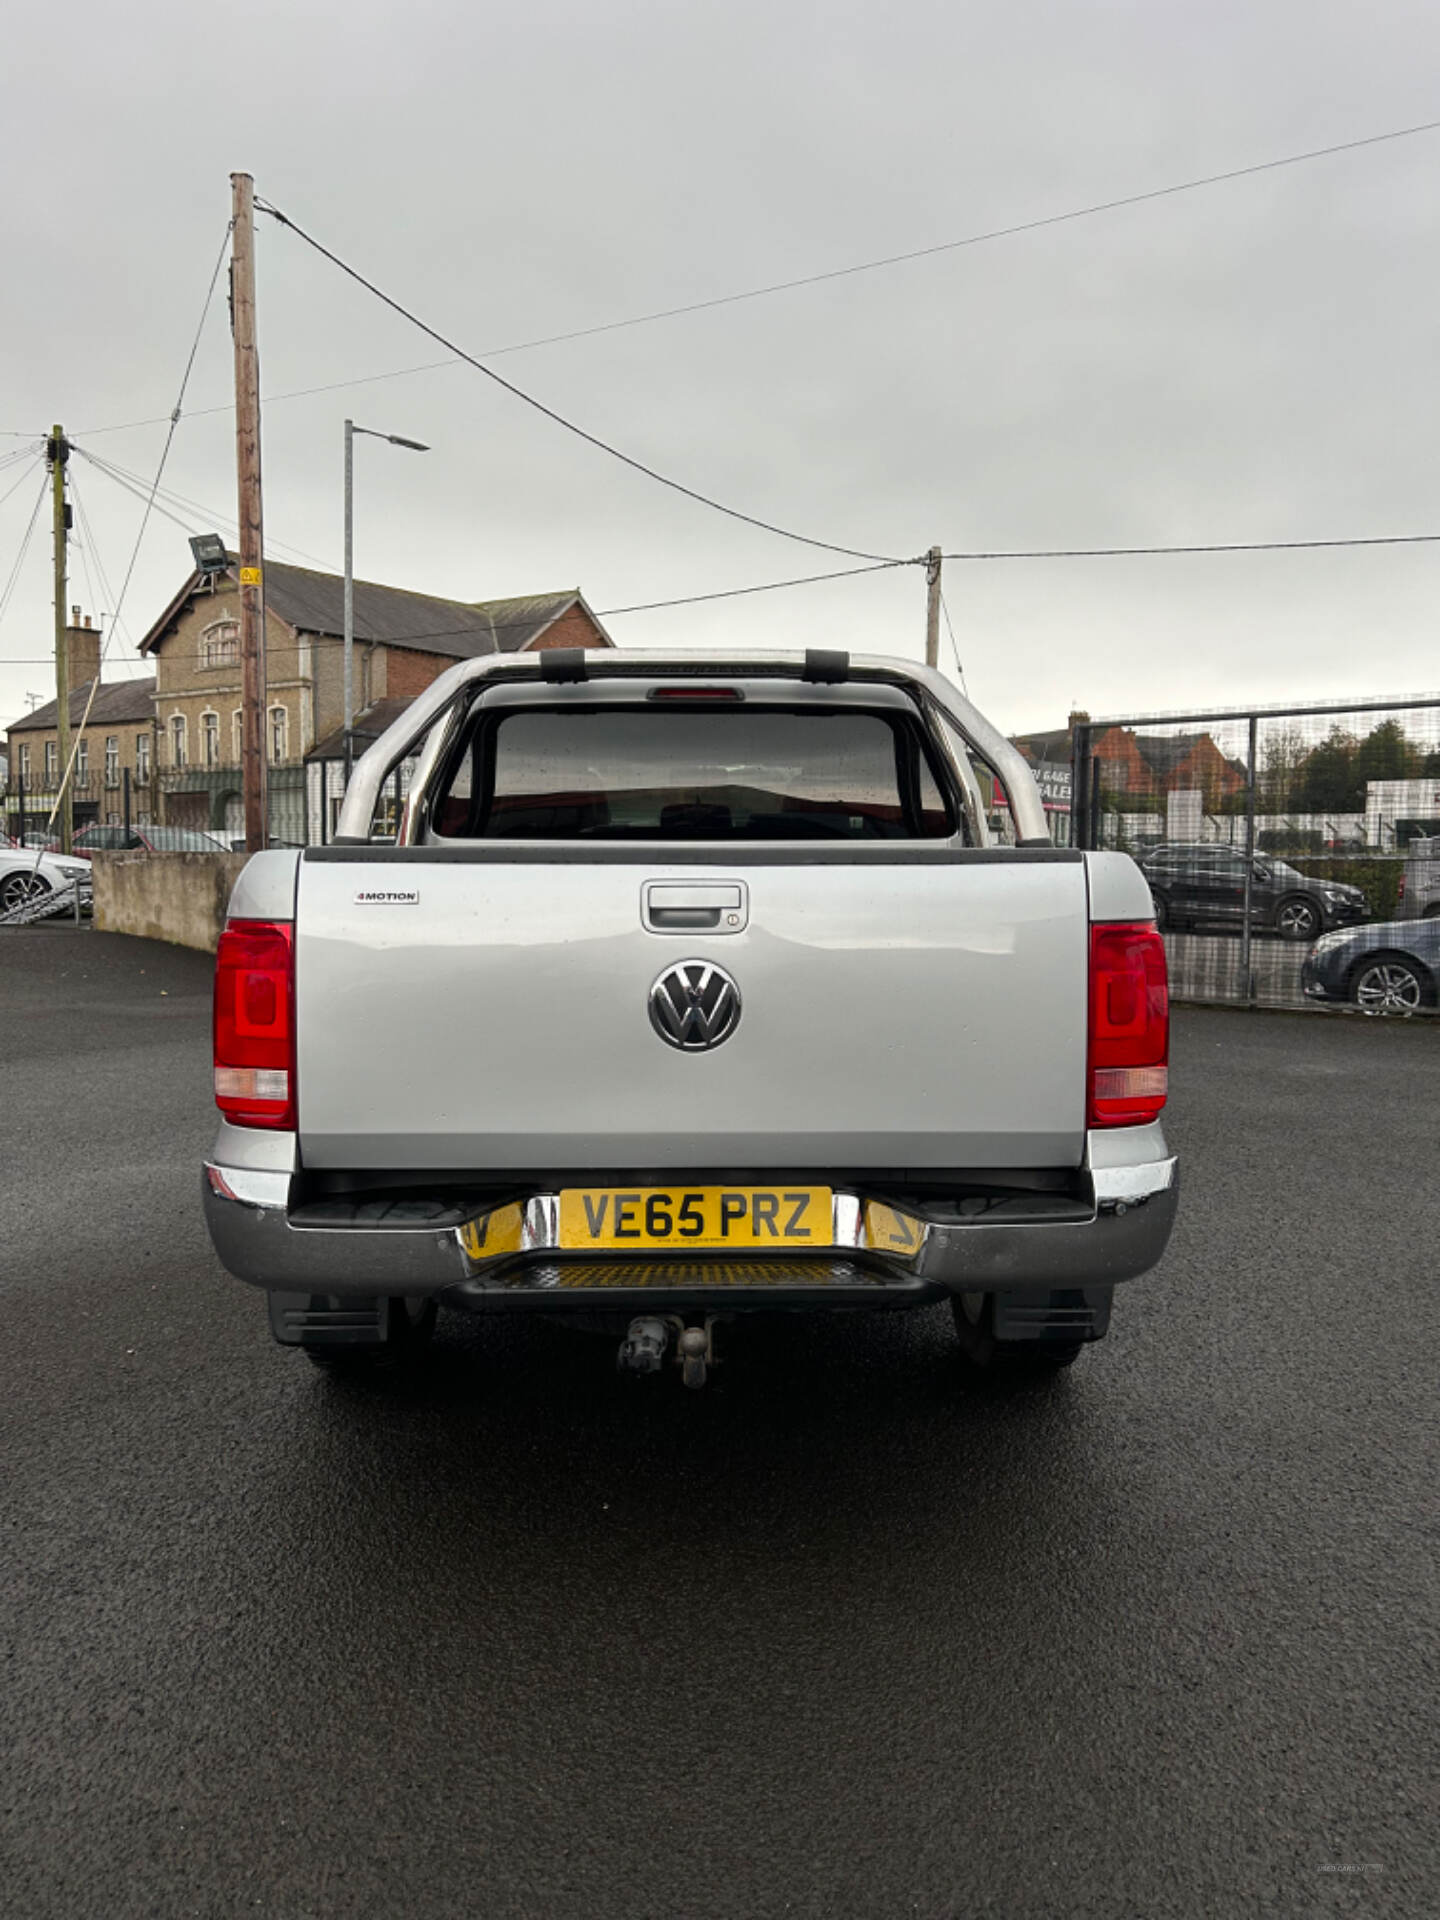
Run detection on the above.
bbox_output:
[1149,891,1169,930]
[1275,894,1321,942]
[950,1293,1083,1379]
[305,1297,437,1375]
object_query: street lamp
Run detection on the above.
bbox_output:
[343,419,430,762]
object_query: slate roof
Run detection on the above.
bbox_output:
[1133,732,1213,774]
[1013,725,1073,764]
[139,558,611,660]
[8,676,157,734]
[306,698,417,763]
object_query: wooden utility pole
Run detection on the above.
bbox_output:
[924,545,942,671]
[49,424,72,854]
[230,172,268,852]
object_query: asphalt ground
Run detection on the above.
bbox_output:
[2,926,1437,1918]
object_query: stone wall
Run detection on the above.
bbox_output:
[91,851,248,953]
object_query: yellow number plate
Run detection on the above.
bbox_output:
[558,1186,832,1251]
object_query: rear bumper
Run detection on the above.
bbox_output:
[201,1154,1178,1311]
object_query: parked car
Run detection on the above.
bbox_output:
[1302,918,1440,1015]
[1140,843,1368,940]
[1396,837,1440,921]
[52,824,232,858]
[0,846,91,914]
[202,648,1178,1386]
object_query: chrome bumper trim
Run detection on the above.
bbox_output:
[202,1158,1179,1303]
[1092,1155,1177,1210]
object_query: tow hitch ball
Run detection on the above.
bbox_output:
[617,1315,720,1389]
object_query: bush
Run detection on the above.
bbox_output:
[1281,855,1405,921]
[1259,829,1327,854]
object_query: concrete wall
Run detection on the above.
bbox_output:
[91,851,247,953]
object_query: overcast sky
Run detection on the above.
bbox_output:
[3,0,1439,737]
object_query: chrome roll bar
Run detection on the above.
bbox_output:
[333,651,1050,846]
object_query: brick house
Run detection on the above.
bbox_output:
[1013,713,1246,811]
[135,556,613,837]
[4,608,159,836]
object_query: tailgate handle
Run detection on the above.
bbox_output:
[643,881,748,934]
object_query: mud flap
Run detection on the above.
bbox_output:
[266,1292,391,1347]
[991,1286,1113,1345]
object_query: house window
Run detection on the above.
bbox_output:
[135,733,150,781]
[105,736,119,785]
[18,744,30,779]
[201,619,240,670]
[45,741,57,781]
[232,709,243,764]
[269,704,289,764]
[76,738,89,782]
[170,714,187,769]
[201,711,220,769]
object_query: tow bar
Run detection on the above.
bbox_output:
[617,1314,723,1389]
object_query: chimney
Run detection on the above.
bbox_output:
[65,607,102,693]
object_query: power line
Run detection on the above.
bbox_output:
[0,454,44,513]
[598,561,908,615]
[939,588,968,695]
[0,560,915,666]
[254,197,912,565]
[80,445,338,570]
[69,468,140,657]
[73,362,463,439]
[78,114,1440,443]
[0,471,49,632]
[73,444,339,574]
[26,225,231,854]
[7,516,1440,675]
[942,532,1440,558]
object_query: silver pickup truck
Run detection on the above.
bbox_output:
[203,648,1177,1387]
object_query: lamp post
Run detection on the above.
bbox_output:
[343,419,430,766]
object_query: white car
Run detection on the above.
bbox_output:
[0,847,91,915]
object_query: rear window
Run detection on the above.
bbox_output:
[433,708,956,840]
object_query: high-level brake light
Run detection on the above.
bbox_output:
[648,685,744,702]
[1088,921,1169,1128]
[214,919,295,1129]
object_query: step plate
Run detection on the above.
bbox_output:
[506,1257,890,1289]
[441,1254,940,1312]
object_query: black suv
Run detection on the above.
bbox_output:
[1139,843,1368,941]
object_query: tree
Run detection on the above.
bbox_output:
[1296,727,1361,812]
[1258,724,1309,813]
[1354,718,1418,786]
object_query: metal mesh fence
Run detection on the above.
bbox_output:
[307,754,417,845]
[1068,697,1440,1016]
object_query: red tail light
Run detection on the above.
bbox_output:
[1088,921,1168,1128]
[214,919,295,1129]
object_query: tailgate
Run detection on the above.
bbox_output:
[294,852,1089,1171]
